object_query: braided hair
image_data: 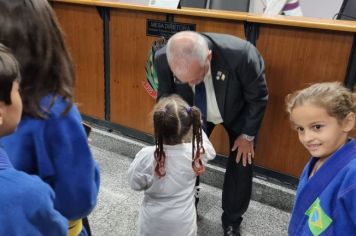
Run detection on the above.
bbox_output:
[153,95,205,178]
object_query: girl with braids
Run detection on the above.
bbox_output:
[286,82,356,235]
[128,95,216,236]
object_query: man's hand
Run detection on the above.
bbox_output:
[231,135,254,166]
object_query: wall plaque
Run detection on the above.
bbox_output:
[146,19,196,38]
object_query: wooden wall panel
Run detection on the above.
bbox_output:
[110,10,166,133]
[174,15,245,39]
[110,11,243,156]
[52,3,105,119]
[255,25,354,177]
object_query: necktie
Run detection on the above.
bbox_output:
[194,82,207,131]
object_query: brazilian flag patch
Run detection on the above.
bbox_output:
[305,198,332,236]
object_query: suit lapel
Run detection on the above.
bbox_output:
[211,61,228,118]
[204,33,229,119]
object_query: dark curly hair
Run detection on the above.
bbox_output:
[153,95,205,178]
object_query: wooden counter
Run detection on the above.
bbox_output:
[51,0,356,178]
[54,3,105,119]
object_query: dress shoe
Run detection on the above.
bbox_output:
[224,226,240,236]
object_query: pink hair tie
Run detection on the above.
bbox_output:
[159,107,167,113]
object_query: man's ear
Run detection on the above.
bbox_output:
[342,112,356,132]
[207,50,212,62]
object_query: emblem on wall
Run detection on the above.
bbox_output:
[143,37,166,99]
[143,19,196,98]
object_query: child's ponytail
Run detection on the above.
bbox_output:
[153,95,206,178]
[154,108,167,178]
[190,106,205,176]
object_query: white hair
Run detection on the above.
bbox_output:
[166,31,209,76]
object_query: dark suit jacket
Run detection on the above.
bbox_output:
[154,33,268,137]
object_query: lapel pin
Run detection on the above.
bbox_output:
[216,71,222,80]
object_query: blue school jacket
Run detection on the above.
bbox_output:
[289,139,356,235]
[0,95,100,222]
[0,147,67,235]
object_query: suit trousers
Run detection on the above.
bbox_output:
[206,122,253,229]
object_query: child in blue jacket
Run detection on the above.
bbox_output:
[0,43,67,235]
[0,1,100,235]
[286,82,356,235]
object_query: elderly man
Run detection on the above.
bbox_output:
[154,31,268,236]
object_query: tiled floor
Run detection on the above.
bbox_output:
[88,145,291,236]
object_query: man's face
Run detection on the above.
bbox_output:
[172,59,208,86]
[171,50,212,86]
[290,103,352,159]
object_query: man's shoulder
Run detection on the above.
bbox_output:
[202,32,247,45]
[202,32,251,57]
[202,32,254,68]
[154,45,167,59]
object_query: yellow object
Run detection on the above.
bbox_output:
[68,219,83,236]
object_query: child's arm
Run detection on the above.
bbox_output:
[27,178,68,236]
[340,186,356,228]
[42,104,100,220]
[127,147,155,191]
[202,131,216,163]
[6,171,68,235]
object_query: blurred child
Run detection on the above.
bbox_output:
[286,82,356,235]
[0,43,67,235]
[0,1,100,235]
[128,95,216,236]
